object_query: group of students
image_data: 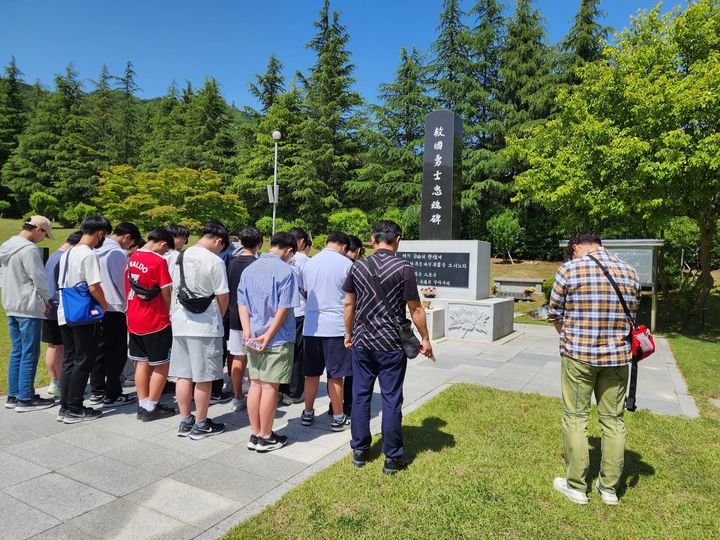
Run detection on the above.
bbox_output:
[1,213,380,454]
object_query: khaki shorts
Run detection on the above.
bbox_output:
[169,336,224,382]
[247,343,294,384]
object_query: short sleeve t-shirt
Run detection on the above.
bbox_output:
[302,248,353,337]
[170,245,229,337]
[342,249,420,351]
[126,248,173,335]
[57,244,103,326]
[290,252,309,318]
[228,254,258,331]
[237,252,299,348]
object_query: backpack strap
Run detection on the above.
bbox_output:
[366,256,401,332]
[59,247,73,289]
[177,250,196,299]
[625,359,639,411]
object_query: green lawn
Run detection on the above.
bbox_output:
[226,384,720,540]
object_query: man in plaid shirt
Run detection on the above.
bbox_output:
[548,230,641,506]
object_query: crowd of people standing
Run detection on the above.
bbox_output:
[1,215,433,473]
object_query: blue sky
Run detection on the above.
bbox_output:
[2,0,669,108]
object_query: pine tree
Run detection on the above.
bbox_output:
[233,85,304,222]
[88,64,114,171]
[248,53,286,113]
[182,78,237,179]
[138,81,184,171]
[560,0,610,84]
[295,0,363,230]
[113,61,141,165]
[348,47,434,211]
[51,65,99,206]
[498,0,553,132]
[1,79,64,211]
[0,57,29,171]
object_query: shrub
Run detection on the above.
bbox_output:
[62,202,97,227]
[487,210,523,262]
[0,201,10,217]
[255,216,288,237]
[542,278,554,304]
[29,192,60,220]
[327,208,370,239]
[312,234,328,249]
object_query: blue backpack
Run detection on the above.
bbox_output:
[59,248,104,325]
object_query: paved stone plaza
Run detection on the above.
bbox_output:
[0,324,697,539]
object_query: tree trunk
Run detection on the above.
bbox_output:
[693,217,716,316]
[658,246,669,297]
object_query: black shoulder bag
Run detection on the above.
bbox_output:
[366,256,421,359]
[176,250,215,314]
[587,254,642,411]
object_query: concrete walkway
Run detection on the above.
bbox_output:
[0,324,697,539]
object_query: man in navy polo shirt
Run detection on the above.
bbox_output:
[342,220,433,474]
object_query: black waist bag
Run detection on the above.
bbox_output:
[176,251,215,314]
[129,276,162,301]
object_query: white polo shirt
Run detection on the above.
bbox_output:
[302,248,353,337]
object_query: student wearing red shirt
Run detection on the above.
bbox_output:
[126,228,176,422]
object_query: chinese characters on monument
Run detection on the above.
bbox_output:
[420,110,463,240]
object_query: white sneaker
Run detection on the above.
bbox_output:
[231,397,247,412]
[595,481,619,505]
[47,381,60,397]
[553,477,588,505]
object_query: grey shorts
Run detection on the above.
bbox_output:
[169,336,224,382]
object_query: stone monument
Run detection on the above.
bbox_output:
[401,110,514,343]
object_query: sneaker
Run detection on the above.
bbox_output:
[209,391,233,405]
[189,418,226,440]
[56,407,68,422]
[47,381,61,397]
[330,414,351,432]
[553,477,589,505]
[231,397,247,412]
[595,480,619,505]
[300,409,315,426]
[352,449,369,468]
[256,431,288,453]
[103,393,137,408]
[177,415,196,437]
[382,455,410,475]
[281,394,304,406]
[64,407,103,424]
[140,403,177,422]
[15,396,56,412]
[88,393,105,406]
[4,396,17,409]
[247,434,259,451]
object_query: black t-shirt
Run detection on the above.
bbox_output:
[228,254,257,330]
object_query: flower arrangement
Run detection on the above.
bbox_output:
[421,286,437,298]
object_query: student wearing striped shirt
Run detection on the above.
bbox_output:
[549,230,641,506]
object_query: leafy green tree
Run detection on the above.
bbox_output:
[295,0,364,230]
[113,61,141,165]
[0,57,28,171]
[62,202,97,227]
[512,0,720,311]
[560,0,610,85]
[29,192,60,219]
[487,210,523,262]
[349,47,434,212]
[0,200,10,217]
[249,54,286,113]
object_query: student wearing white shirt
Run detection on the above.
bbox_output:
[300,232,353,431]
[279,227,311,405]
[57,215,111,424]
[169,221,230,440]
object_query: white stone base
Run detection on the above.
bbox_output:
[430,297,514,342]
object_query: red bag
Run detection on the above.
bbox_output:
[631,325,655,361]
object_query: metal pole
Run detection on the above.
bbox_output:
[272,140,278,235]
[651,284,657,333]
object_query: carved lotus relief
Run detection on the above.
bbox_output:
[448,306,490,338]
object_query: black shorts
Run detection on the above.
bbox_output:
[303,336,352,379]
[128,326,173,366]
[41,319,63,345]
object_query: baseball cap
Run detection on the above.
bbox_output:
[28,215,55,239]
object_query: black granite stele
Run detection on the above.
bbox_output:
[420,110,463,240]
